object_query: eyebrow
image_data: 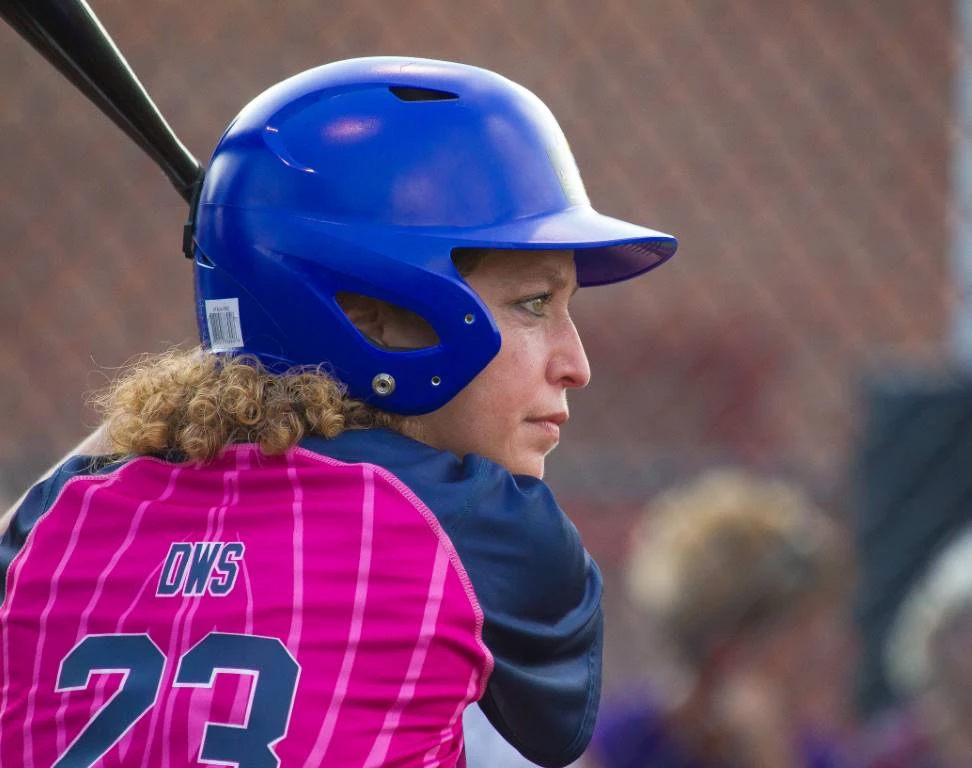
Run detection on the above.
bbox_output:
[509,265,579,295]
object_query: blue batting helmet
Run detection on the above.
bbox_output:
[191,56,677,415]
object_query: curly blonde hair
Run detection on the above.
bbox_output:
[626,469,846,665]
[92,348,402,462]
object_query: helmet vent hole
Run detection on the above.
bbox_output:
[389,86,459,102]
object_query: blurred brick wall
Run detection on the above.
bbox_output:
[0,1,953,521]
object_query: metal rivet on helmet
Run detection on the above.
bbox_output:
[372,373,396,396]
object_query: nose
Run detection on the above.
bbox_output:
[548,315,591,389]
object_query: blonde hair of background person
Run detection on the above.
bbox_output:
[884,525,972,765]
[599,469,856,768]
[627,470,847,662]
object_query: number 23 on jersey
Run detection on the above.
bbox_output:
[54,631,300,768]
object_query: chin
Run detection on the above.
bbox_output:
[495,438,553,478]
[510,454,545,479]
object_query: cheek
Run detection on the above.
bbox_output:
[491,325,546,382]
[468,355,524,419]
[488,344,546,417]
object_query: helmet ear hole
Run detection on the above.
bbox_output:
[336,292,440,350]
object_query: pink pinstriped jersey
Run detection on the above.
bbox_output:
[0,444,493,767]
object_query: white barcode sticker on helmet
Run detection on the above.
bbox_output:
[205,298,244,351]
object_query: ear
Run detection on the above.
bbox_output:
[336,293,386,345]
[336,293,439,349]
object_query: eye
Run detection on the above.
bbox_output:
[519,294,552,317]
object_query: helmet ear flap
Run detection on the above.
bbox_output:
[194,206,501,414]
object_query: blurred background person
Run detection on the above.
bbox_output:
[861,524,972,768]
[584,469,859,768]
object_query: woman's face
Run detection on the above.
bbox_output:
[409,248,591,478]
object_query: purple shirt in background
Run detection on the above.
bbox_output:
[589,688,852,768]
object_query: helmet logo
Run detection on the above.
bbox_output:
[545,130,587,206]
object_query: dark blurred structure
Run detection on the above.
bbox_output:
[853,370,972,716]
[1,0,967,712]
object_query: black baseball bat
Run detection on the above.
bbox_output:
[0,0,203,203]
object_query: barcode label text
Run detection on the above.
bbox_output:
[205,298,244,351]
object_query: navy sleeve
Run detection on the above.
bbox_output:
[444,457,603,768]
[302,430,604,766]
[0,455,116,603]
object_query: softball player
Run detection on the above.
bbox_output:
[0,57,676,767]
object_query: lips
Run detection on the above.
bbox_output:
[525,412,568,441]
[529,411,568,426]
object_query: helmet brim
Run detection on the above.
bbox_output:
[451,205,678,287]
